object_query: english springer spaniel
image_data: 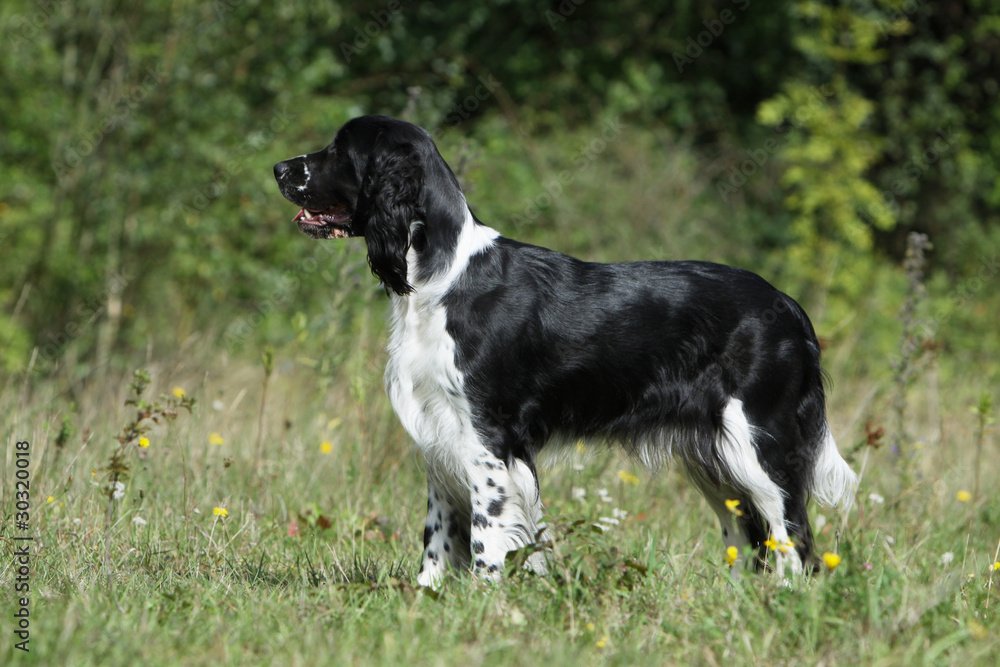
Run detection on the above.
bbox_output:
[274,115,857,586]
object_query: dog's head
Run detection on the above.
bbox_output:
[274,115,466,295]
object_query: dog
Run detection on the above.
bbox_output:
[274,115,857,586]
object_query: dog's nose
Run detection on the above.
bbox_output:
[273,161,291,180]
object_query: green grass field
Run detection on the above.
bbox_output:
[3,299,999,666]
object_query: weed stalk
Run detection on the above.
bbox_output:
[889,232,931,483]
[102,370,194,592]
[255,346,274,470]
[971,392,994,502]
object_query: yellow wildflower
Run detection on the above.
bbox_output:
[173,387,187,399]
[213,507,228,518]
[778,538,796,554]
[320,441,333,454]
[47,496,54,503]
[596,635,608,649]
[617,470,639,486]
[956,490,972,502]
[138,437,150,448]
[822,552,842,570]
[724,499,743,516]
[993,561,1000,571]
[585,622,595,631]
[208,432,224,446]
[725,546,738,566]
[763,536,778,551]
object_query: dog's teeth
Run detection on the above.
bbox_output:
[304,210,315,219]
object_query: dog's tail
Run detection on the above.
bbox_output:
[783,292,858,513]
[809,428,857,511]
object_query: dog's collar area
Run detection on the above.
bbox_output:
[293,206,353,239]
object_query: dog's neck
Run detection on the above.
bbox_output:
[401,204,499,302]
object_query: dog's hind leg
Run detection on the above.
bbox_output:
[696,482,756,579]
[715,398,804,576]
[779,426,856,570]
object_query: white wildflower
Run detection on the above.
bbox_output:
[940,552,954,565]
[572,487,586,500]
[868,492,885,505]
[132,516,148,526]
[112,481,126,500]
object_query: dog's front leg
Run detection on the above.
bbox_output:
[416,475,470,588]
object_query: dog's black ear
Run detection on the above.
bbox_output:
[354,138,423,296]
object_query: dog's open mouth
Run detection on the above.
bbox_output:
[293,205,353,239]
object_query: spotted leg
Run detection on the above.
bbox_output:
[416,476,470,588]
[468,453,546,580]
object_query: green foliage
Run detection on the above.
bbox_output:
[754,2,903,296]
[0,0,997,391]
[758,75,889,293]
[854,0,1000,269]
[0,312,30,374]
[753,0,1000,277]
[741,0,1000,377]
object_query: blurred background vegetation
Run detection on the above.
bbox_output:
[1,0,998,391]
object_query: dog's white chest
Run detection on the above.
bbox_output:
[384,295,474,452]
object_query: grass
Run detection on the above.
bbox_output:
[2,202,999,664]
[3,325,999,666]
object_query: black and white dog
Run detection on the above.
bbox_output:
[274,115,856,586]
